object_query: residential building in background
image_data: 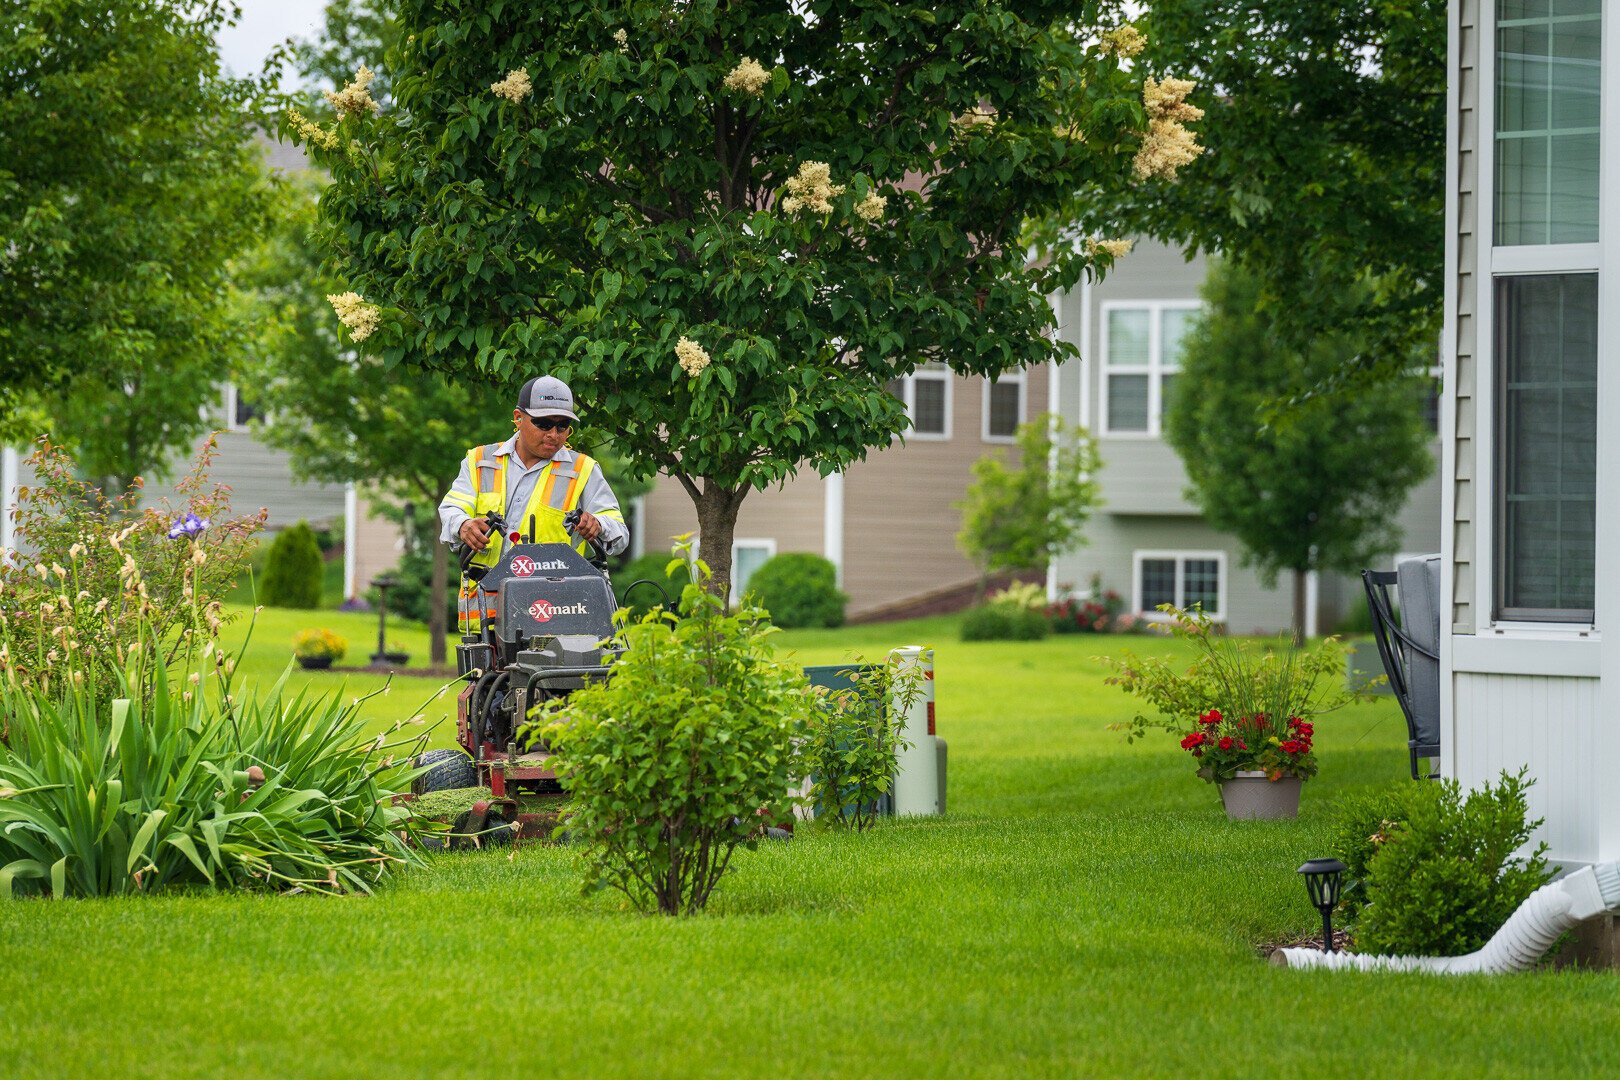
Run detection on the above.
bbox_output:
[1438,0,1613,868]
[1048,240,1444,635]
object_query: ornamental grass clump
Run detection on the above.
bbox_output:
[1104,606,1364,783]
[529,542,812,915]
[0,641,430,898]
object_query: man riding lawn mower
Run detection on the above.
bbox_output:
[412,376,645,842]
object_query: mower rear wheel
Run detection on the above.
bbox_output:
[449,807,513,849]
[412,748,478,796]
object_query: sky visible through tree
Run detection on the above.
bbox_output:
[215,0,326,84]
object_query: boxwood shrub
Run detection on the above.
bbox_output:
[745,553,847,628]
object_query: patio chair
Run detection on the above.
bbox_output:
[1361,554,1442,780]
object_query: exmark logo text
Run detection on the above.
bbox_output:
[509,556,569,577]
[527,599,589,622]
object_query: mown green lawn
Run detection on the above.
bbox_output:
[3,612,1618,1078]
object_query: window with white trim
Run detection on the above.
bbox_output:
[1133,551,1225,620]
[982,370,1025,441]
[731,539,777,606]
[887,364,951,439]
[1101,302,1199,436]
[1486,1,1601,624]
[222,384,265,432]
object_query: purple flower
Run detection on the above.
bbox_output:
[167,513,209,540]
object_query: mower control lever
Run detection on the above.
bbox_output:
[458,510,509,581]
[563,508,610,570]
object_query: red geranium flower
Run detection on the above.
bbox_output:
[1198,709,1222,726]
[1218,736,1235,751]
[1180,731,1208,751]
[1280,739,1305,754]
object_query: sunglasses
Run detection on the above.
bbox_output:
[527,416,572,432]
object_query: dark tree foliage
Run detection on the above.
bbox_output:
[1042,0,1446,377]
[1166,262,1434,641]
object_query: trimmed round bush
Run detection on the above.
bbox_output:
[613,553,692,615]
[745,553,847,628]
[260,521,323,609]
[960,603,1049,642]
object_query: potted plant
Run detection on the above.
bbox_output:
[292,628,347,670]
[1103,606,1365,819]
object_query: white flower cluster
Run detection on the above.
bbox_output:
[327,292,381,343]
[1086,237,1134,260]
[1133,76,1205,180]
[288,108,339,151]
[952,106,997,137]
[613,28,629,51]
[723,57,770,97]
[324,66,381,118]
[1098,25,1147,59]
[490,68,533,103]
[782,161,845,215]
[853,191,887,224]
[675,336,711,377]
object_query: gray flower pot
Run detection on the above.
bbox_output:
[1218,771,1302,820]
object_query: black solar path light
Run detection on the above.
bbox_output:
[1297,858,1347,953]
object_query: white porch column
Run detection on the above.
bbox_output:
[823,471,844,586]
[343,482,358,600]
[1,446,18,554]
[1305,570,1320,639]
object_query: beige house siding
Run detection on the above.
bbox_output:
[1451,0,1479,633]
[637,364,1051,618]
[350,492,406,598]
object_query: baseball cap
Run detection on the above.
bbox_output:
[517,376,578,422]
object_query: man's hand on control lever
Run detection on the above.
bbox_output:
[572,510,603,542]
[458,516,494,552]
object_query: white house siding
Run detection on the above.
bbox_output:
[1441,0,1619,866]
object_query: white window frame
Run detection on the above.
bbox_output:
[1131,549,1227,622]
[1469,0,1608,635]
[981,370,1026,443]
[1098,300,1201,438]
[730,537,777,607]
[221,383,267,433]
[894,364,952,441]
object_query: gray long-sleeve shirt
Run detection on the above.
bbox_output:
[438,439,628,558]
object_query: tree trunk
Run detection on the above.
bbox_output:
[1291,568,1307,646]
[689,481,745,602]
[430,537,448,666]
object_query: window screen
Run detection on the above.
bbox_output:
[1495,272,1597,620]
[987,378,1022,438]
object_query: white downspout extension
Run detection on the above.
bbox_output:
[823,470,844,588]
[343,482,359,601]
[1277,860,1620,973]
[1,446,17,555]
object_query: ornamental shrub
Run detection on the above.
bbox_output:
[746,553,847,628]
[800,658,923,831]
[611,553,692,616]
[960,603,1049,642]
[0,438,263,704]
[531,543,812,915]
[1346,768,1553,957]
[260,521,323,609]
[292,628,347,662]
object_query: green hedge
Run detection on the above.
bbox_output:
[960,603,1049,642]
[613,553,692,615]
[745,553,846,628]
[260,521,323,609]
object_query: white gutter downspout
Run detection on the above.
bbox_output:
[1277,860,1620,973]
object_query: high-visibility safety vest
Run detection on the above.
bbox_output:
[451,444,602,572]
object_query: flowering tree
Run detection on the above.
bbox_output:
[292,2,1200,590]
